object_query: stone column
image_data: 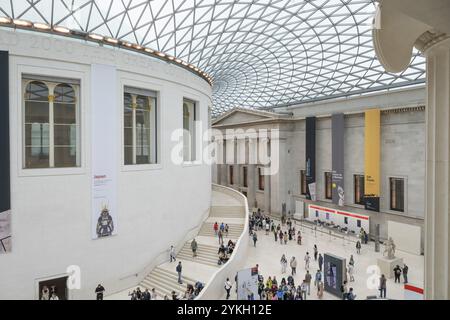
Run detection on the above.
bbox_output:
[424,37,450,299]
[264,169,271,215]
[247,138,257,209]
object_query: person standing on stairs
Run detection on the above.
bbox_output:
[170,245,176,263]
[225,224,229,237]
[191,239,198,257]
[218,229,224,245]
[176,262,183,284]
[214,222,219,236]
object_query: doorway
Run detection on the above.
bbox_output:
[38,276,68,300]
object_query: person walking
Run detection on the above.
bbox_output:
[313,245,318,261]
[393,265,402,283]
[284,231,288,245]
[279,231,284,245]
[290,256,298,276]
[297,231,302,245]
[318,253,324,272]
[95,284,105,300]
[176,262,183,284]
[265,222,270,235]
[169,245,176,263]
[349,255,355,267]
[280,254,288,274]
[300,280,308,300]
[218,229,224,245]
[225,224,229,237]
[348,263,355,282]
[304,271,312,295]
[151,288,158,300]
[224,278,232,300]
[191,238,198,257]
[214,222,219,236]
[402,264,409,284]
[314,270,322,288]
[356,241,362,254]
[252,232,258,247]
[304,252,311,270]
[379,274,387,298]
[317,281,324,299]
[274,229,278,242]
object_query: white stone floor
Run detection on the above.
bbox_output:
[222,221,424,300]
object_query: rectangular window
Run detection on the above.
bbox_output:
[243,166,248,188]
[23,78,80,169]
[300,170,307,195]
[183,99,198,162]
[354,174,365,205]
[325,172,333,200]
[390,177,405,212]
[229,166,234,185]
[258,168,265,191]
[124,87,157,165]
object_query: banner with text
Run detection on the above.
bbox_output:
[332,113,345,206]
[364,109,381,212]
[0,51,11,254]
[305,117,316,201]
[91,64,118,239]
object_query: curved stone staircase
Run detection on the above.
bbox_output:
[136,187,246,299]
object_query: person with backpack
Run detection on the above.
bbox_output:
[176,262,183,284]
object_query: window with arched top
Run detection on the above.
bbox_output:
[123,87,157,165]
[23,77,80,169]
[183,99,197,162]
[24,81,50,168]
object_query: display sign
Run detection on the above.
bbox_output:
[332,113,345,206]
[0,51,11,254]
[91,64,118,240]
[364,109,381,212]
[305,117,316,201]
[236,267,259,300]
[324,253,346,298]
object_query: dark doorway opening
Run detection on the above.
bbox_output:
[39,276,68,300]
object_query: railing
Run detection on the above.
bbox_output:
[196,184,250,300]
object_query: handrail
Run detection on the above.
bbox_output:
[196,183,250,300]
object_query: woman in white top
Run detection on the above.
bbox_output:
[280,254,288,273]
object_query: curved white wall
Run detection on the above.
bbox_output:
[0,29,212,300]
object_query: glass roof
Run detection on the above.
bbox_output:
[0,0,425,117]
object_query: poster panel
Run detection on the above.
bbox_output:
[364,109,381,212]
[305,117,316,201]
[332,113,345,206]
[236,267,259,300]
[0,51,11,254]
[91,64,118,239]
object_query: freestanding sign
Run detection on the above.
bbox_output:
[91,64,118,240]
[332,113,345,206]
[324,253,346,298]
[236,267,259,300]
[305,117,316,201]
[0,51,11,254]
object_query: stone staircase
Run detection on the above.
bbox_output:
[198,222,245,239]
[140,266,197,299]
[176,242,220,267]
[209,206,245,218]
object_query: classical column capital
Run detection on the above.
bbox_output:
[373,0,449,72]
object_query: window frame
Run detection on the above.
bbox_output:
[389,176,406,213]
[120,77,163,172]
[300,169,307,196]
[324,171,333,200]
[22,77,81,170]
[123,86,158,167]
[354,174,365,206]
[258,167,265,191]
[182,97,199,164]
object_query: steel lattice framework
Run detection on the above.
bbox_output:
[0,0,425,116]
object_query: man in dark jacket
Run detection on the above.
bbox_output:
[176,262,183,284]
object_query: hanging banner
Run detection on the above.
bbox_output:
[364,109,381,212]
[237,267,260,300]
[332,113,345,206]
[305,117,316,201]
[91,64,118,239]
[0,51,11,254]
